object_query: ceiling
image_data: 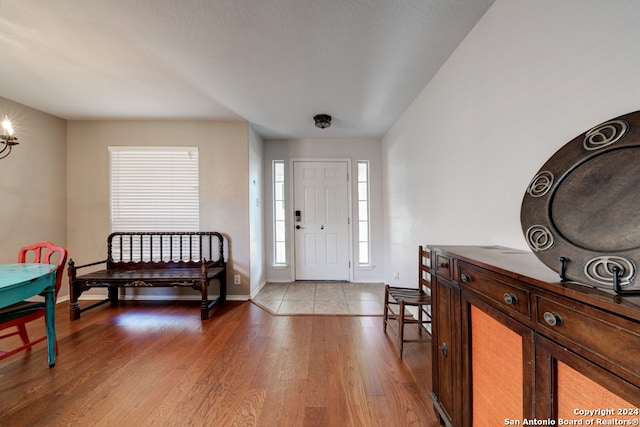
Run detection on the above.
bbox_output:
[0,0,494,139]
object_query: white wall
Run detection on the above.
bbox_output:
[382,0,640,286]
[263,138,383,283]
[248,125,266,296]
[66,120,252,299]
[0,97,67,290]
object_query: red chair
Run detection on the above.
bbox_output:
[0,242,68,361]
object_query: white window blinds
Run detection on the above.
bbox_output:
[109,146,200,232]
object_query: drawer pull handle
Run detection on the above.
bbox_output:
[460,274,472,283]
[543,311,563,327]
[438,262,449,269]
[503,293,518,305]
[440,342,448,357]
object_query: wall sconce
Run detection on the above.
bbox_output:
[314,114,332,129]
[1,117,18,160]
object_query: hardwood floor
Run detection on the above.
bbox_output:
[0,300,439,426]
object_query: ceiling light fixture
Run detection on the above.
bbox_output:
[314,114,331,129]
[0,117,19,160]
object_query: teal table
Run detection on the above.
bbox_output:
[0,263,57,367]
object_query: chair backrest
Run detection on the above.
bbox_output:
[418,245,431,292]
[18,241,68,299]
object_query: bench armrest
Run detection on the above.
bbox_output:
[204,259,225,268]
[68,258,108,275]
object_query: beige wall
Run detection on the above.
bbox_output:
[382,0,640,286]
[66,120,251,299]
[0,97,67,282]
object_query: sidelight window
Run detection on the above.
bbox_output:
[273,160,287,265]
[357,161,371,266]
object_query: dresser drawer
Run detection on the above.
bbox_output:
[458,262,531,320]
[535,294,640,382]
[435,253,452,280]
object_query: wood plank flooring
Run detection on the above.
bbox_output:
[0,300,439,426]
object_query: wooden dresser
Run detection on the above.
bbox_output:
[429,245,640,427]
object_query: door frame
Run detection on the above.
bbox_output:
[290,158,354,282]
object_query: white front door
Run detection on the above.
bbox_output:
[293,160,350,281]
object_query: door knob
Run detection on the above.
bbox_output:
[296,225,304,230]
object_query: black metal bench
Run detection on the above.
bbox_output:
[68,232,226,320]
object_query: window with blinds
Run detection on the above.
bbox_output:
[109,146,200,232]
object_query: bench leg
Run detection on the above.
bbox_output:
[69,281,81,321]
[220,274,227,303]
[200,302,209,320]
[200,277,209,320]
[108,287,119,306]
[200,275,226,320]
[69,300,81,320]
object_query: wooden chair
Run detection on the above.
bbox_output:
[383,245,432,358]
[0,241,68,361]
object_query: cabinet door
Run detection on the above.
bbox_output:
[431,276,460,426]
[461,294,534,426]
[535,334,640,421]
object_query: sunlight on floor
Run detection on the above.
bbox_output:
[114,312,203,332]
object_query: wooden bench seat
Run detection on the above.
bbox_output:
[75,268,224,282]
[68,232,226,320]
